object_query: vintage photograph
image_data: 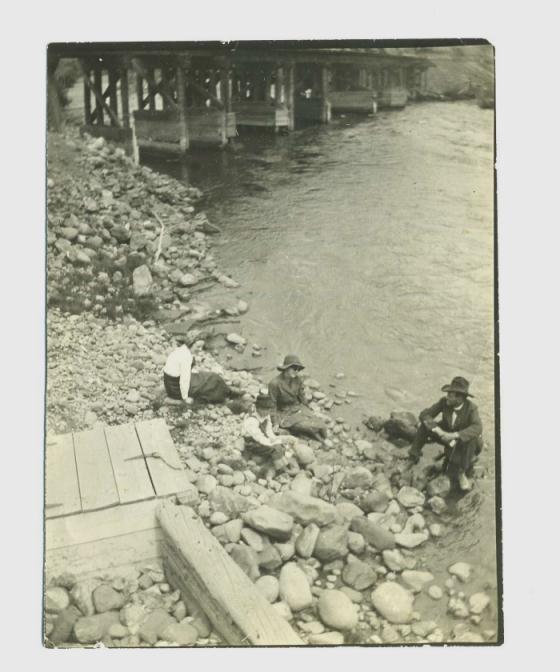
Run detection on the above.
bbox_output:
[44,40,499,647]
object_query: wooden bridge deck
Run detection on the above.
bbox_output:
[45,418,191,578]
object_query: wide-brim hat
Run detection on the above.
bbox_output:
[277,354,305,371]
[442,376,474,397]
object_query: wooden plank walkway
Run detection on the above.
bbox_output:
[74,424,120,512]
[45,433,82,518]
[158,501,304,646]
[135,419,187,497]
[105,423,155,504]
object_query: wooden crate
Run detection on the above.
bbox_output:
[45,419,191,579]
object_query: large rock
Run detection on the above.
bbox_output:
[347,531,366,554]
[269,491,337,527]
[350,517,396,550]
[382,549,417,572]
[92,584,125,613]
[308,631,345,645]
[161,621,199,646]
[295,523,320,558]
[138,608,175,645]
[279,563,313,612]
[313,525,349,562]
[242,505,294,541]
[45,586,70,613]
[74,611,120,644]
[448,561,472,583]
[119,603,147,634]
[318,590,358,631]
[336,501,364,523]
[400,570,434,593]
[342,555,377,590]
[209,486,251,516]
[371,472,394,499]
[397,486,425,508]
[112,225,131,243]
[427,475,452,498]
[383,411,418,441]
[469,592,491,614]
[428,496,447,515]
[341,466,374,490]
[293,443,315,467]
[291,472,314,496]
[240,527,264,552]
[371,582,415,624]
[71,579,101,616]
[48,605,81,645]
[255,575,280,603]
[132,264,153,296]
[357,490,390,514]
[230,544,261,581]
[258,544,283,571]
[212,519,244,544]
[394,531,429,548]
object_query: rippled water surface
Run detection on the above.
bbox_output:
[147,101,499,632]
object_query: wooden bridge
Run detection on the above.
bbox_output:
[48,42,431,154]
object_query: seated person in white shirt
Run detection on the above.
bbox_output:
[242,394,298,479]
[163,339,243,404]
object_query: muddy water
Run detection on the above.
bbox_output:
[147,100,498,635]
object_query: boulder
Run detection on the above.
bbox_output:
[132,264,153,296]
[45,586,70,614]
[179,273,199,287]
[394,531,429,548]
[318,590,358,631]
[226,333,246,346]
[350,517,396,550]
[242,505,294,541]
[196,474,217,495]
[427,475,452,498]
[212,519,244,544]
[71,578,101,616]
[269,491,337,527]
[293,443,315,467]
[371,582,415,624]
[295,523,320,559]
[308,631,345,645]
[92,584,125,613]
[48,605,81,645]
[428,496,447,515]
[230,544,261,581]
[279,563,313,612]
[342,555,377,590]
[469,592,491,614]
[397,486,425,508]
[74,611,120,644]
[241,527,265,552]
[336,501,364,523]
[112,225,131,243]
[428,585,444,600]
[255,575,280,603]
[347,531,366,554]
[357,490,390,514]
[382,549,417,572]
[341,466,374,490]
[275,541,296,562]
[400,570,434,593]
[290,472,314,496]
[119,604,147,633]
[313,525,349,562]
[383,411,418,441]
[258,544,283,571]
[161,621,199,646]
[209,486,252,516]
[138,608,175,645]
[448,562,472,583]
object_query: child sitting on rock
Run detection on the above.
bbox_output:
[242,394,299,480]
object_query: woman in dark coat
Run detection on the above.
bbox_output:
[268,355,328,442]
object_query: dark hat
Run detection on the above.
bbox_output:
[441,376,474,398]
[255,394,274,410]
[277,354,305,371]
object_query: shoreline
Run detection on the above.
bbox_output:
[45,127,498,646]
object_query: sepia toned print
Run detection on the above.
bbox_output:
[45,41,499,647]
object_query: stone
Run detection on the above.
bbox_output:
[347,531,366,554]
[255,575,280,603]
[191,609,212,638]
[350,517,396,550]
[394,531,429,548]
[275,541,296,562]
[427,475,452,498]
[258,544,283,570]
[92,584,125,613]
[454,630,484,643]
[381,622,400,643]
[397,486,425,508]
[230,544,260,581]
[242,505,294,541]
[336,502,364,523]
[313,525,349,562]
[60,226,79,241]
[308,631,345,645]
[318,590,358,631]
[120,604,147,633]
[382,549,416,572]
[241,527,265,551]
[448,562,472,583]
[48,605,81,645]
[45,586,70,613]
[132,264,153,296]
[196,474,218,494]
[210,511,229,526]
[53,572,77,591]
[138,608,175,645]
[71,579,101,616]
[161,622,199,646]
[179,273,199,287]
[429,523,443,537]
[428,496,447,515]
[342,556,377,590]
[291,472,314,496]
[402,513,426,535]
[112,225,131,243]
[173,601,188,621]
[268,491,337,527]
[272,601,293,621]
[400,570,434,593]
[108,623,129,639]
[279,563,313,612]
[357,490,390,514]
[226,333,246,346]
[428,585,444,600]
[74,611,120,644]
[341,466,374,489]
[299,621,325,635]
[209,486,251,516]
[293,443,315,467]
[212,519,244,544]
[384,411,418,440]
[339,586,363,603]
[469,592,491,614]
[371,582,415,624]
[295,523,320,558]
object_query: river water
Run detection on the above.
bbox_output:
[146,100,499,636]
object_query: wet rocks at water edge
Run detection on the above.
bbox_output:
[371,582,415,624]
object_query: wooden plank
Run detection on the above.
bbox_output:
[158,501,303,646]
[45,528,162,579]
[46,499,158,550]
[73,425,120,512]
[104,424,156,504]
[45,434,82,519]
[135,419,189,496]
[176,63,190,152]
[79,61,121,127]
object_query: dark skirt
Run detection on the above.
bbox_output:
[163,371,230,404]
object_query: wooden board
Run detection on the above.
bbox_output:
[135,419,190,497]
[73,425,120,512]
[158,501,304,646]
[45,433,82,519]
[46,498,159,551]
[104,424,156,504]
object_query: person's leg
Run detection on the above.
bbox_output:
[408,423,432,462]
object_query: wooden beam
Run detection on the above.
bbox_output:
[45,433,82,518]
[131,58,178,112]
[108,68,119,126]
[83,66,92,124]
[136,72,144,110]
[176,63,190,153]
[120,66,130,128]
[188,79,224,109]
[219,67,231,112]
[94,64,104,125]
[158,501,304,646]
[79,60,121,127]
[287,64,295,130]
[73,425,120,512]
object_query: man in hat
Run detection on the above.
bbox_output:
[408,376,483,491]
[268,355,328,442]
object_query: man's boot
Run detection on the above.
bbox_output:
[458,470,472,492]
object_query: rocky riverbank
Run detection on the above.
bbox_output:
[45,129,497,647]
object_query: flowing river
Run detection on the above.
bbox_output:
[146,100,499,634]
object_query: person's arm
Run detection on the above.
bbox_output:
[453,405,483,443]
[179,350,193,402]
[244,417,276,448]
[268,381,280,424]
[297,378,308,406]
[263,416,279,442]
[419,398,445,426]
